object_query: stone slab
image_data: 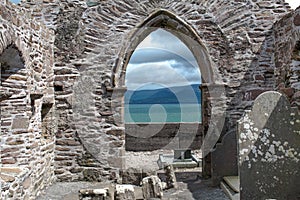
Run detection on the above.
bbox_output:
[238,91,300,199]
[12,117,29,130]
[223,176,239,193]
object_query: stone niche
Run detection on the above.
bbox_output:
[238,91,300,199]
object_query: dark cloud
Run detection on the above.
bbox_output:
[126,28,201,90]
[126,60,200,90]
[129,48,177,64]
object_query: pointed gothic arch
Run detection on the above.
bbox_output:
[112,9,214,88]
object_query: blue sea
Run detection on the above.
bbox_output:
[124,103,201,123]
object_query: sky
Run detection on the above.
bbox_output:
[286,0,300,9]
[10,0,20,3]
[125,29,201,90]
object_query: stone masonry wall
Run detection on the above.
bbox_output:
[0,1,55,199]
[273,7,300,108]
[15,0,292,183]
[1,0,299,196]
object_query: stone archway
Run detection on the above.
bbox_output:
[111,9,224,175]
[112,9,214,87]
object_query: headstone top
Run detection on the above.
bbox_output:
[238,91,300,199]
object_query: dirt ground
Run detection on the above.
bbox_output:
[37,150,228,199]
[37,171,228,200]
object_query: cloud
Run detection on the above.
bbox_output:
[126,60,200,90]
[126,28,201,90]
[137,29,196,62]
[285,0,300,9]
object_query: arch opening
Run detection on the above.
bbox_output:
[112,9,214,88]
[0,44,28,166]
[124,28,202,124]
[110,10,216,173]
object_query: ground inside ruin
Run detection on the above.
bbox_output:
[37,150,228,200]
[37,173,228,200]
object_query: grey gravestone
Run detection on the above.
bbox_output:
[238,91,300,199]
[211,130,238,185]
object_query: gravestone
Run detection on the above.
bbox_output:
[238,91,300,199]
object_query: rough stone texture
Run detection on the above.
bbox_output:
[211,131,238,185]
[164,165,177,189]
[238,91,300,199]
[0,0,300,199]
[79,188,111,200]
[0,1,55,199]
[141,175,163,199]
[120,167,156,186]
[125,123,203,151]
[115,184,135,200]
[273,8,300,109]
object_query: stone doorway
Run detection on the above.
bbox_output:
[111,10,217,177]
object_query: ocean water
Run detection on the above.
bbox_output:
[124,103,201,123]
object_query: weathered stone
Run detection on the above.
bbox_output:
[164,165,177,189]
[82,168,103,182]
[11,117,29,130]
[22,177,31,189]
[2,158,16,164]
[1,1,300,199]
[79,188,110,200]
[211,131,238,185]
[238,91,300,199]
[294,14,300,26]
[0,174,15,182]
[0,167,22,174]
[121,167,156,186]
[141,176,163,199]
[115,184,135,200]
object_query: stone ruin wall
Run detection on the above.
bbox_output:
[33,0,291,182]
[1,0,300,199]
[0,1,56,199]
[273,7,300,108]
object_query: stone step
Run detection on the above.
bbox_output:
[220,181,240,200]
[223,176,239,193]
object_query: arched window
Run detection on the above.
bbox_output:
[124,28,202,124]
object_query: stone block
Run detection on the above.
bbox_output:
[12,117,29,130]
[0,167,22,174]
[120,167,156,186]
[115,184,135,200]
[82,168,103,182]
[294,14,300,26]
[164,165,177,189]
[79,188,111,200]
[22,177,31,189]
[1,158,16,164]
[141,176,163,199]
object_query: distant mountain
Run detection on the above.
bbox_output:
[125,84,201,104]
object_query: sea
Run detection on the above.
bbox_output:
[124,103,201,123]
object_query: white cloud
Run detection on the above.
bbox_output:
[137,29,196,63]
[126,28,201,90]
[285,0,300,9]
[126,61,200,90]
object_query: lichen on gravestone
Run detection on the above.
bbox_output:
[238,91,300,199]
